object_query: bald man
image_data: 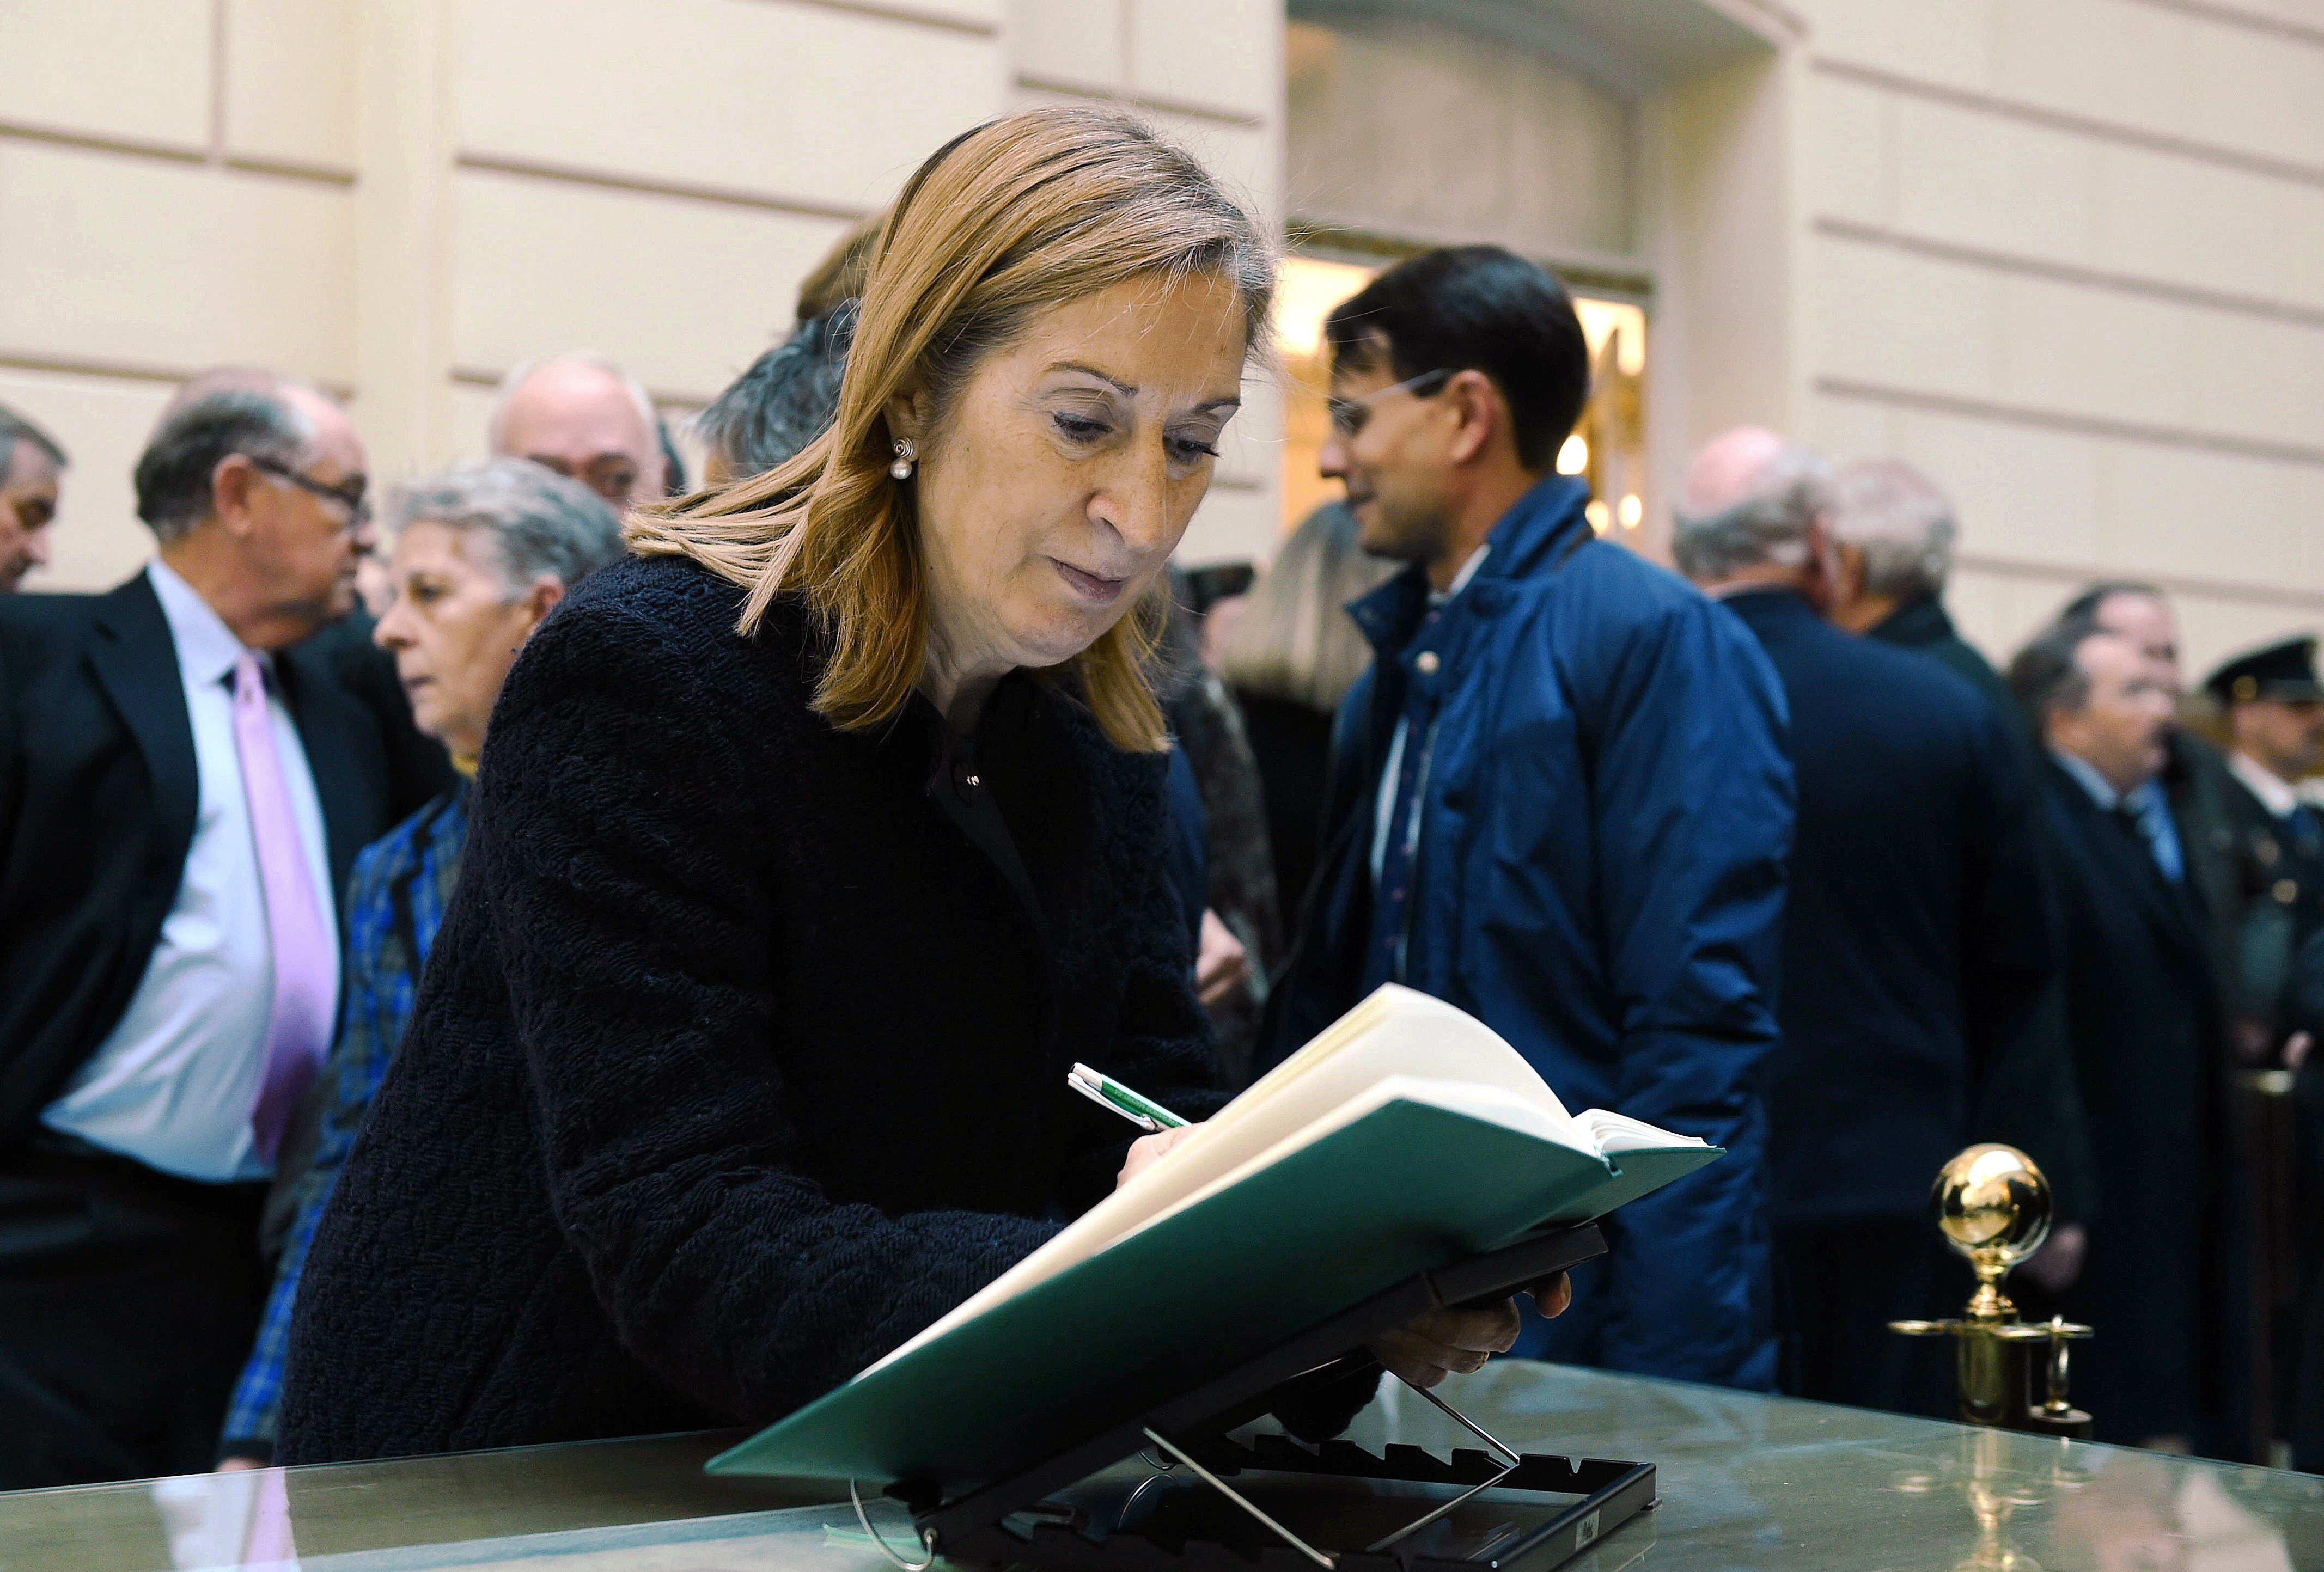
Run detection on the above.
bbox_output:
[1675,428,2067,1416]
[489,356,666,510]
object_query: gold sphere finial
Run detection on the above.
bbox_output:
[1933,1144,2052,1320]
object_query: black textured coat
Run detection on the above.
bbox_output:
[277,554,1228,1463]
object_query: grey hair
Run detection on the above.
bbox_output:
[387,458,626,596]
[1670,442,1834,582]
[2009,619,2105,732]
[488,354,659,455]
[0,404,66,488]
[134,388,315,543]
[1830,457,1956,601]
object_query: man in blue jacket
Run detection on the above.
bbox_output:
[1258,247,1794,1390]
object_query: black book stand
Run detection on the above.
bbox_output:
[856,1222,1657,1572]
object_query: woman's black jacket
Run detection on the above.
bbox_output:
[276,554,1231,1464]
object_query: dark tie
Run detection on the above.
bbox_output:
[1362,610,1444,992]
[2112,800,2168,881]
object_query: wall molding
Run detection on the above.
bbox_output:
[750,0,1001,37]
[2118,0,2324,51]
[1814,376,2324,470]
[1811,57,2324,193]
[0,119,355,187]
[1814,217,2324,333]
[1955,549,2324,612]
[455,152,870,223]
[448,363,721,411]
[0,350,353,400]
[1014,74,1266,130]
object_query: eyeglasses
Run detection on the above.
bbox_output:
[526,453,641,505]
[248,454,371,529]
[1326,368,1453,440]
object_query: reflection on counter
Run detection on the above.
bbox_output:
[7,1362,2324,1572]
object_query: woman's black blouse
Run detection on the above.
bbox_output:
[276,554,1227,1464]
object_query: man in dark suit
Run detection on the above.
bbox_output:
[1676,428,2065,1415]
[0,378,443,1487]
[2011,619,2244,1453]
[1823,457,2094,1296]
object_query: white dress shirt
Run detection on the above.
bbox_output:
[1370,545,1490,885]
[41,561,339,1182]
[2230,750,2303,821]
[2048,746,2186,884]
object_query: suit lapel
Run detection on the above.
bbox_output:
[85,573,199,878]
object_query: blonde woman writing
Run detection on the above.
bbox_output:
[278,106,1560,1464]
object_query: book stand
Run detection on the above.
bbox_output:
[859,1222,1656,1572]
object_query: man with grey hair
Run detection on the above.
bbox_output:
[1678,427,2069,1416]
[1823,457,2026,737]
[0,403,67,592]
[217,457,624,1466]
[0,377,444,1486]
[2010,616,2238,1451]
[490,354,666,509]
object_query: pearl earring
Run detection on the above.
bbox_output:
[889,439,916,481]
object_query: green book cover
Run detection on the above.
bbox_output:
[706,1094,1720,1488]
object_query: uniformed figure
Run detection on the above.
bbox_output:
[2198,635,2324,1461]
[2202,637,2324,1067]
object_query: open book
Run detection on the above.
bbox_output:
[709,984,1720,1485]
[870,985,1704,1375]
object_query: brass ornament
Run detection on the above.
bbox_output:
[1893,1145,2093,1438]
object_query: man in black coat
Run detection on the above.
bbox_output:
[0,378,446,1487]
[2010,619,2245,1453]
[1825,458,2094,1292]
[1676,430,2064,1414]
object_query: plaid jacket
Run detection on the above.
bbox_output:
[220,781,469,1458]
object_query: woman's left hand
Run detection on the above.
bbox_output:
[1369,1274,1573,1390]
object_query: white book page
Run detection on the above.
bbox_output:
[1570,1108,1709,1153]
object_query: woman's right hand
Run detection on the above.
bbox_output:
[1117,1124,1199,1188]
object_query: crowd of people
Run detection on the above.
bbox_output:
[1,101,2321,1489]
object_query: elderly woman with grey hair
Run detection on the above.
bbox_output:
[215,457,624,1466]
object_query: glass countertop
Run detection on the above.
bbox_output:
[7,1360,2322,1571]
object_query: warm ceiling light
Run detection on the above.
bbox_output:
[1585,499,1611,535]
[1557,435,1589,475]
[1619,493,1642,529]
[1273,257,1379,359]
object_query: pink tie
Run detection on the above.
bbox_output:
[230,653,334,1165]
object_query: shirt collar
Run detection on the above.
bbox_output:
[1431,543,1492,608]
[2050,747,2126,811]
[2230,750,2303,819]
[147,558,257,689]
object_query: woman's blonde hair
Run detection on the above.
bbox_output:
[1215,501,1398,713]
[629,105,1274,751]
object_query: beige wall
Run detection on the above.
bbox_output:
[2,0,1281,591]
[1791,0,2324,675]
[8,0,2320,682]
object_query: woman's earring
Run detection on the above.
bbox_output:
[889,439,916,481]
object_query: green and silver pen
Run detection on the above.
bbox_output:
[1066,1063,1188,1134]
